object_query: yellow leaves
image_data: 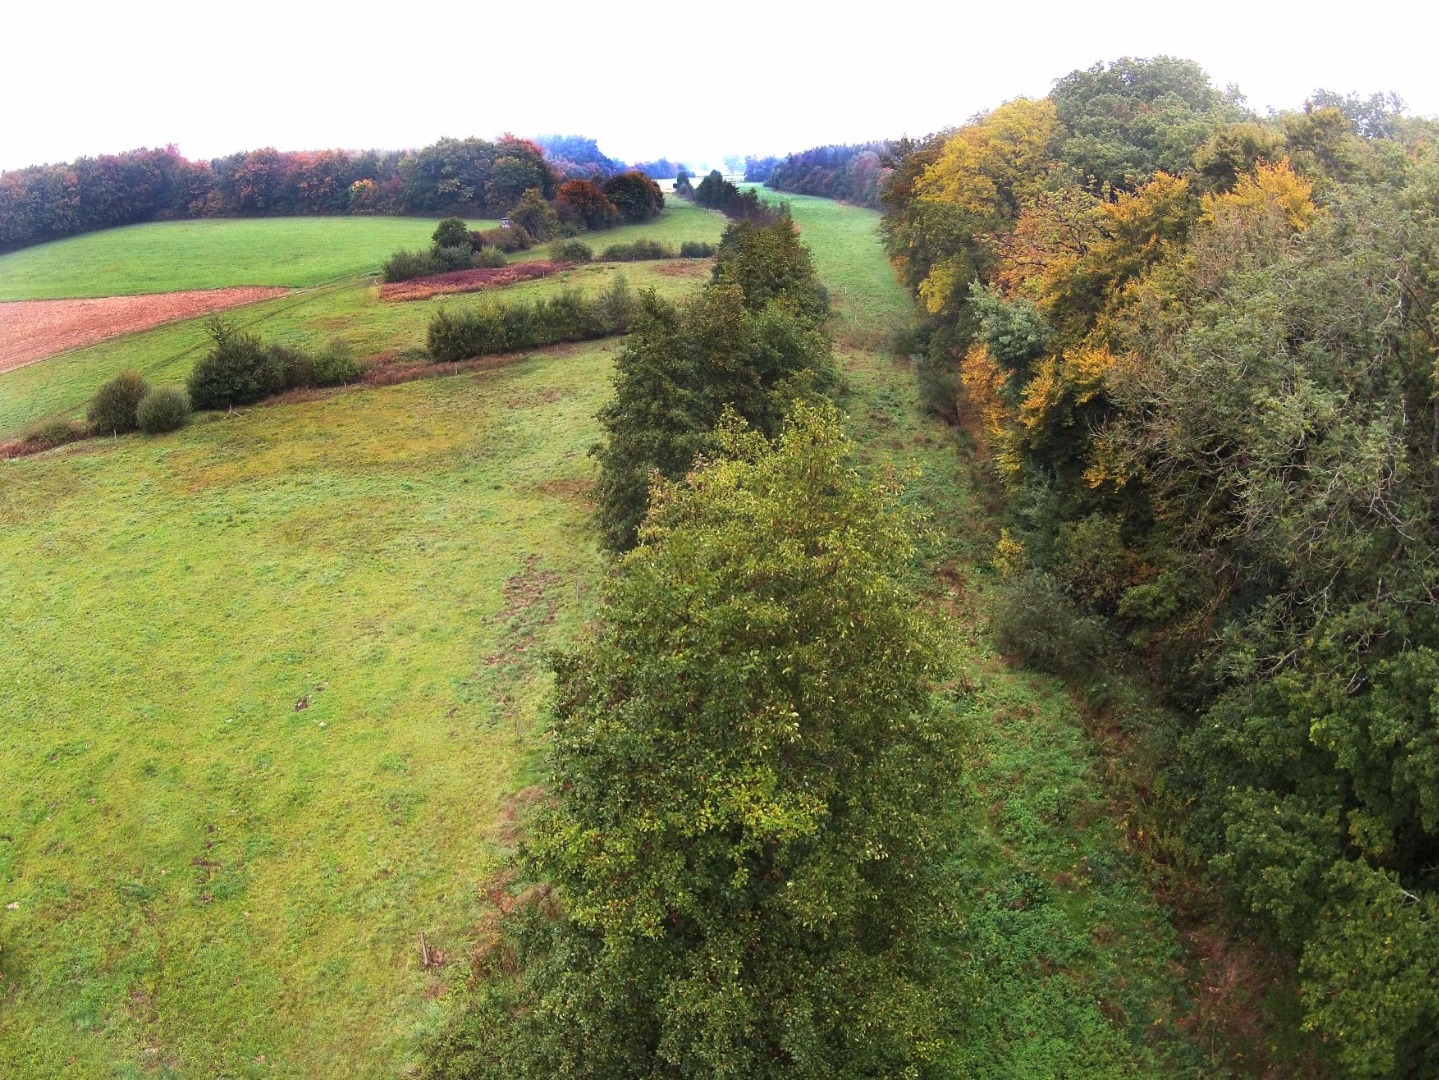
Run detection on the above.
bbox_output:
[919,259,960,315]
[994,529,1026,577]
[958,342,1009,439]
[916,97,1059,216]
[1202,158,1316,234]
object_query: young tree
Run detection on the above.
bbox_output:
[426,405,962,1079]
[601,170,665,223]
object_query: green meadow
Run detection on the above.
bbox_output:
[0,193,1242,1075]
[0,200,727,439]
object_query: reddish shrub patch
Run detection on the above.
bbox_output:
[378,261,569,303]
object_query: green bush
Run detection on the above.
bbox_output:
[187,320,284,409]
[473,247,507,269]
[382,248,440,283]
[678,240,715,258]
[426,277,638,363]
[433,244,476,273]
[550,239,593,263]
[136,386,191,434]
[310,342,365,386]
[87,370,149,435]
[599,239,673,262]
[990,570,1113,678]
[431,217,471,249]
[475,225,533,253]
[16,416,84,450]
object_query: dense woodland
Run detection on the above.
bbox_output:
[0,135,691,254]
[880,57,1439,1076]
[758,143,892,208]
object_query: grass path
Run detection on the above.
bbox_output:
[782,191,1222,1076]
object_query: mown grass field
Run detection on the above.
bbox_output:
[0,349,616,1076]
[2,191,1231,1076]
[0,218,473,301]
[0,200,726,439]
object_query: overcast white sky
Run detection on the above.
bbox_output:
[2,0,1436,173]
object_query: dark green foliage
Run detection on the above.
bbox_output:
[678,240,715,258]
[990,571,1113,677]
[135,386,191,434]
[472,247,506,269]
[672,168,694,198]
[187,319,364,409]
[548,239,593,263]
[426,278,637,363]
[711,218,829,321]
[597,238,672,262]
[432,244,475,273]
[474,225,533,253]
[87,370,149,435]
[424,405,961,1079]
[600,171,664,223]
[508,188,559,241]
[381,248,442,283]
[431,217,471,249]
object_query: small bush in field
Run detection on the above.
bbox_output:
[432,217,471,248]
[679,240,716,258]
[473,247,507,269]
[188,320,282,409]
[990,570,1112,677]
[311,342,365,386]
[475,225,533,253]
[433,244,476,273]
[426,276,639,363]
[599,239,673,262]
[17,416,84,450]
[87,370,149,435]
[136,386,191,434]
[550,239,593,263]
[382,248,440,283]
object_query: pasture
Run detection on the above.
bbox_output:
[0,191,1232,1075]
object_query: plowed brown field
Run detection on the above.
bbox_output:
[0,287,289,373]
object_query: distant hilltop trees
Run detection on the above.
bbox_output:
[0,134,670,254]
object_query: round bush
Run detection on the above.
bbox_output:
[136,386,192,434]
[87,370,149,435]
[550,239,593,264]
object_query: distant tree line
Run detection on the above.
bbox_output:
[0,134,687,255]
[762,142,892,208]
[882,55,1439,1078]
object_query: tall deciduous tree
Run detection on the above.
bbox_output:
[425,404,962,1079]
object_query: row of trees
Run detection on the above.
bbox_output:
[881,56,1439,1076]
[0,135,678,254]
[761,142,892,208]
[680,169,788,226]
[426,217,963,1079]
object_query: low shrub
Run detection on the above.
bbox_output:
[679,240,716,258]
[433,244,476,273]
[15,416,85,451]
[382,248,441,283]
[599,239,673,262]
[136,386,191,434]
[87,370,149,435]
[475,225,533,253]
[427,276,638,363]
[310,342,366,386]
[990,570,1113,678]
[550,239,594,263]
[474,247,508,269]
[188,320,366,410]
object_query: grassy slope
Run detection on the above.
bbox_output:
[0,351,616,1077]
[1,191,1224,1076]
[0,200,725,439]
[0,218,476,300]
[781,191,1215,1076]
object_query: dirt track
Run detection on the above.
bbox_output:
[0,287,289,374]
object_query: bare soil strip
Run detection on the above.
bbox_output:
[378,261,567,303]
[0,287,290,373]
